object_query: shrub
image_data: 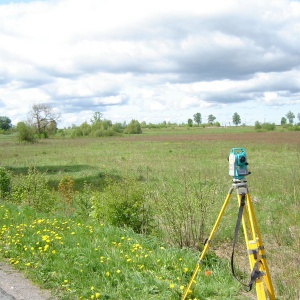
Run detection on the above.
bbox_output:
[16,122,36,143]
[58,175,75,205]
[11,167,56,212]
[71,128,83,138]
[124,120,142,134]
[0,167,11,199]
[91,178,154,234]
[262,122,276,131]
[255,122,276,131]
[151,171,219,248]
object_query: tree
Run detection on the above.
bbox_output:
[298,112,300,123]
[193,113,201,126]
[90,112,103,124]
[124,120,142,134]
[0,116,12,131]
[286,111,295,124]
[281,117,287,125]
[29,104,60,137]
[207,114,216,125]
[187,118,193,127]
[232,112,241,126]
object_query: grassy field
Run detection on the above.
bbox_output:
[0,127,299,299]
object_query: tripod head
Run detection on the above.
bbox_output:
[228,148,251,180]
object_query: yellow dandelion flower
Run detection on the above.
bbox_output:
[169,283,174,289]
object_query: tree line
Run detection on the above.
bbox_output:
[1,104,300,142]
[188,111,300,127]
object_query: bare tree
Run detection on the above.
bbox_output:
[29,104,60,137]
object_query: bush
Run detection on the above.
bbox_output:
[0,167,11,199]
[255,122,276,131]
[262,122,276,131]
[91,178,154,234]
[16,122,36,143]
[71,128,83,138]
[11,167,56,212]
[124,120,142,134]
[151,171,219,248]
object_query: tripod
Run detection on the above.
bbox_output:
[181,179,276,300]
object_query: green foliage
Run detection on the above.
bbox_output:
[286,110,295,124]
[70,128,83,137]
[11,167,56,212]
[58,175,75,207]
[232,112,241,126]
[79,122,91,136]
[73,181,93,218]
[91,178,154,234]
[124,119,142,134]
[16,122,36,143]
[112,122,124,133]
[281,117,287,125]
[0,116,12,130]
[255,121,276,131]
[93,128,117,137]
[0,167,11,199]
[187,118,193,127]
[152,172,219,248]
[193,113,201,125]
[207,114,216,125]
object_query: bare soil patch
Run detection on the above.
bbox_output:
[122,131,300,145]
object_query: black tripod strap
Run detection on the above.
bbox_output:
[231,193,264,291]
[248,259,264,290]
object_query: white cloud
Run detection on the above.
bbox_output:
[0,0,300,127]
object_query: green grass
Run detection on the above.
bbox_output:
[0,128,299,299]
[0,202,242,300]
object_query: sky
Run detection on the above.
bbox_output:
[0,0,300,128]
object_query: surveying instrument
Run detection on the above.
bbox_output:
[182,148,275,300]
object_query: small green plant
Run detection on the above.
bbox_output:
[58,175,75,215]
[58,175,75,205]
[0,167,11,199]
[74,181,93,218]
[91,178,154,234]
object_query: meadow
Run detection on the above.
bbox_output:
[0,126,299,299]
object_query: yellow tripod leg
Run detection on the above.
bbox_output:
[236,191,275,300]
[181,187,233,300]
[242,193,276,300]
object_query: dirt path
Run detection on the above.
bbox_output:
[0,262,56,300]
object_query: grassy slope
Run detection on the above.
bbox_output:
[0,127,299,299]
